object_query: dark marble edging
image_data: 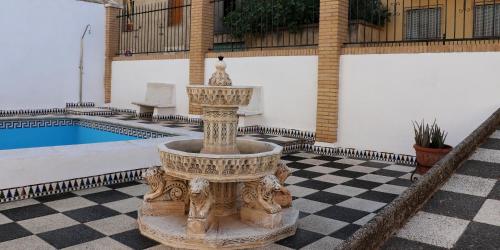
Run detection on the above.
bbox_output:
[337,108,500,250]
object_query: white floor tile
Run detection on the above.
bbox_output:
[396,211,469,248]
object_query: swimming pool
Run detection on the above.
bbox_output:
[0,118,174,150]
[0,125,139,150]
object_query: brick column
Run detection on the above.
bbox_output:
[188,0,214,114]
[315,0,349,143]
[104,5,121,103]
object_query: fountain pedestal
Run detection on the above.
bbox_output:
[137,57,298,249]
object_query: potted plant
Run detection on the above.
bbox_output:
[413,120,452,175]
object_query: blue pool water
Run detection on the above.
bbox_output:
[0,125,139,150]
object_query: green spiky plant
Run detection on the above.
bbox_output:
[413,120,448,149]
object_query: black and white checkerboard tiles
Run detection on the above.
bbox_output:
[383,129,500,250]
[0,152,415,249]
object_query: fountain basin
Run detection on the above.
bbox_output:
[158,139,282,182]
[187,86,253,107]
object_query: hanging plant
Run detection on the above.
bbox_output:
[223,0,319,40]
[349,0,390,27]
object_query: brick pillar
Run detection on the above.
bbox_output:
[104,6,121,104]
[315,0,349,143]
[188,0,214,114]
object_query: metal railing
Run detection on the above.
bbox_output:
[117,0,191,55]
[347,0,500,45]
[211,0,319,51]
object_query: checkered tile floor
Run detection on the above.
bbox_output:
[383,129,500,249]
[0,152,415,249]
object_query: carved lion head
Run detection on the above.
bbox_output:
[261,175,282,193]
[190,177,210,204]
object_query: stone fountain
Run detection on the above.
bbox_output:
[138,57,298,249]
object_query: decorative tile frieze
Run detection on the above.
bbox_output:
[304,144,416,166]
[65,102,96,108]
[0,108,66,117]
[0,168,148,203]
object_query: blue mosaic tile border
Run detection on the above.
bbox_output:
[0,118,174,139]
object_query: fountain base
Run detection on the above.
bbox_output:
[138,207,299,249]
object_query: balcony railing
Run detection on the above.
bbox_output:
[211,0,319,51]
[117,0,191,55]
[347,0,500,45]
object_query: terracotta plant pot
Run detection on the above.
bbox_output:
[414,144,452,174]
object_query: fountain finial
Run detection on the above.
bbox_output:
[209,55,232,86]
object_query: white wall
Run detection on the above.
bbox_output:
[0,0,105,109]
[338,52,500,155]
[205,56,318,131]
[110,59,190,114]
[111,56,318,131]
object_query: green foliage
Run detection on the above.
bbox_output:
[349,0,390,26]
[223,0,319,40]
[413,120,448,149]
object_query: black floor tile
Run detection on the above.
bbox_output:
[111,229,159,250]
[331,170,366,178]
[387,178,413,187]
[313,155,343,161]
[372,169,407,178]
[126,211,138,219]
[294,179,336,190]
[356,191,398,203]
[304,191,350,205]
[1,204,58,222]
[276,228,324,249]
[315,205,370,223]
[38,224,104,249]
[0,223,32,242]
[382,237,446,250]
[292,170,324,179]
[456,160,500,179]
[320,162,353,169]
[298,211,310,219]
[329,223,361,240]
[35,192,77,202]
[343,179,381,189]
[82,190,132,204]
[360,161,391,168]
[281,155,306,162]
[422,190,486,220]
[287,162,314,170]
[63,205,120,223]
[479,138,500,150]
[454,222,500,250]
[487,181,500,200]
[105,181,142,189]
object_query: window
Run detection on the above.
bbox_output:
[474,4,500,37]
[405,7,441,40]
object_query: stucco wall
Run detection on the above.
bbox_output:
[111,56,318,131]
[205,56,318,131]
[0,0,105,109]
[110,59,191,114]
[338,52,500,155]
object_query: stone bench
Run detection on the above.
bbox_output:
[132,83,176,116]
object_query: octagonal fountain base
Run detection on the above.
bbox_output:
[138,208,299,249]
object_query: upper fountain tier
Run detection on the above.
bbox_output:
[187,56,253,108]
[186,56,256,154]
